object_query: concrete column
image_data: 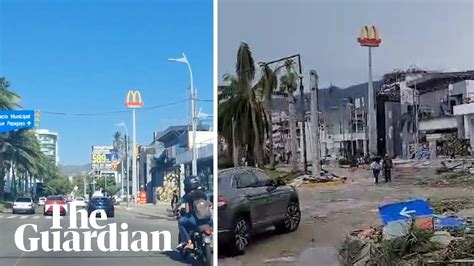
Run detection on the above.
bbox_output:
[429,140,437,159]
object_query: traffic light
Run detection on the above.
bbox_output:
[34,110,40,128]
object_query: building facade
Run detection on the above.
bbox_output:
[138,125,214,203]
[35,129,59,165]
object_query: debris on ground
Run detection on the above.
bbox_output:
[339,198,474,264]
[436,160,474,174]
[263,256,296,263]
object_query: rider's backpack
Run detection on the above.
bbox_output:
[193,199,212,220]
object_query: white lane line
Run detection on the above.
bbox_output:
[14,251,25,266]
[7,215,18,219]
[33,215,40,219]
[0,215,4,218]
[19,216,27,219]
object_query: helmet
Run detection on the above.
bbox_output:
[184,175,201,193]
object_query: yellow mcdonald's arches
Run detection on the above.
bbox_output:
[358,25,381,47]
[125,90,144,107]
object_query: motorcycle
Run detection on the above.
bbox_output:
[175,208,213,266]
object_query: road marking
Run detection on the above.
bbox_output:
[0,215,3,218]
[19,216,27,219]
[7,215,17,219]
[33,215,40,219]
[14,251,25,266]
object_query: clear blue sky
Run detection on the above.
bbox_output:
[0,0,213,165]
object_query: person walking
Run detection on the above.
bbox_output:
[383,154,393,182]
[370,157,382,184]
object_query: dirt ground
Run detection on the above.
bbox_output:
[218,165,474,266]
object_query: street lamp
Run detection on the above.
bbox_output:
[116,122,129,207]
[168,53,198,176]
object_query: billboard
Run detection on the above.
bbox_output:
[91,145,114,171]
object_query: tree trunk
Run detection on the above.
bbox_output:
[264,101,275,168]
[232,118,239,167]
[249,97,264,167]
[11,163,16,198]
[288,93,298,172]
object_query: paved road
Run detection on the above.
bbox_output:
[0,208,191,266]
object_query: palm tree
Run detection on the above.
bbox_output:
[0,77,21,110]
[399,106,431,135]
[256,64,279,168]
[218,42,267,167]
[279,59,299,172]
[1,129,43,197]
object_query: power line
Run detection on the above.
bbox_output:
[40,98,213,117]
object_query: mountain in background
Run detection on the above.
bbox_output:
[60,164,91,176]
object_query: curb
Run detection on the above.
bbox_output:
[116,206,174,220]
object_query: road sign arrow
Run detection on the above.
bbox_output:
[399,207,416,218]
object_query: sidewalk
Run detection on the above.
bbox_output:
[116,201,175,220]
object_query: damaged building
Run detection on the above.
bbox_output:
[380,70,474,159]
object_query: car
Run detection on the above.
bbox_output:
[87,196,114,218]
[72,197,87,208]
[12,197,36,214]
[217,167,301,255]
[38,197,47,206]
[43,195,67,216]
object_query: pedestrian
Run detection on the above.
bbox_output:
[370,157,382,184]
[383,154,393,182]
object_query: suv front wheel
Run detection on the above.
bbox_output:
[276,201,301,233]
[230,217,250,255]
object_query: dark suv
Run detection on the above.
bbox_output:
[218,167,301,254]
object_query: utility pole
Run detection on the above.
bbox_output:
[309,70,320,175]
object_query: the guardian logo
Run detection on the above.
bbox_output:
[14,203,172,252]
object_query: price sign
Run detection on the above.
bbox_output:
[91,145,113,170]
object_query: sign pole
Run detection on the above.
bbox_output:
[132,108,137,202]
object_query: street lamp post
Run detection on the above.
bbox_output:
[168,53,198,176]
[358,25,382,156]
[116,122,129,208]
[260,54,308,172]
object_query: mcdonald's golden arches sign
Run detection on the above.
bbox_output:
[125,90,144,108]
[357,25,381,47]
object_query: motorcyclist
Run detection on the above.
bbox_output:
[176,175,212,250]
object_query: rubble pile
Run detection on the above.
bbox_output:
[436,160,474,174]
[155,171,179,202]
[289,170,348,187]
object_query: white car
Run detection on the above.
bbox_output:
[38,197,46,206]
[73,197,88,208]
[13,197,36,214]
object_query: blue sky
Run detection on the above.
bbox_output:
[0,0,213,165]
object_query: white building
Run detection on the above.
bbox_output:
[453,80,474,150]
[35,129,59,166]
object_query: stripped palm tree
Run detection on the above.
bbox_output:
[219,42,267,167]
[279,59,299,172]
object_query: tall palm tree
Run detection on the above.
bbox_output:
[279,59,299,172]
[219,74,267,167]
[219,42,267,167]
[256,64,279,168]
